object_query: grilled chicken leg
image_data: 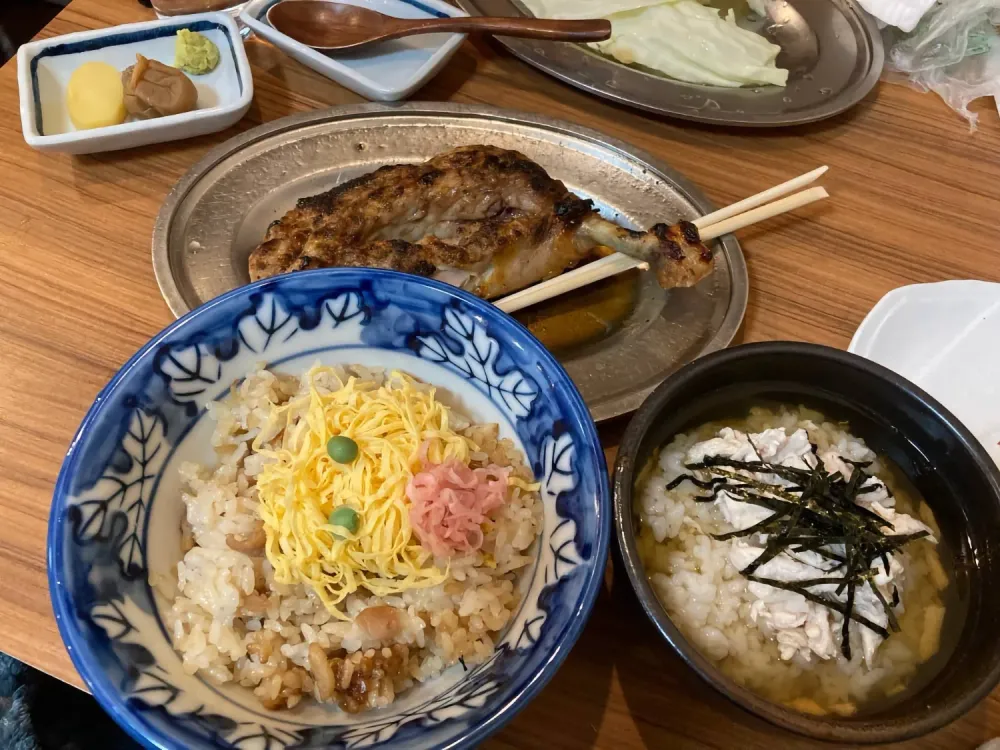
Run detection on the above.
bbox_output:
[249,145,713,298]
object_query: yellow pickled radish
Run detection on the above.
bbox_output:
[66,62,127,130]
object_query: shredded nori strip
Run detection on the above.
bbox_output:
[869,580,901,633]
[842,578,856,652]
[672,448,928,660]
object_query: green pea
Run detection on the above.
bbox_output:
[327,435,358,464]
[329,506,360,540]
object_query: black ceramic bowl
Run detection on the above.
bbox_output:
[613,342,1000,743]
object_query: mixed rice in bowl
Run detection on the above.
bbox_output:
[162,364,543,714]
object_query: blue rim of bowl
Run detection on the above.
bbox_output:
[612,341,1000,743]
[48,268,611,750]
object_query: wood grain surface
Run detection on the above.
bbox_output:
[1,2,999,748]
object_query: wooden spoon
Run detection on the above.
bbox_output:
[266,1,612,52]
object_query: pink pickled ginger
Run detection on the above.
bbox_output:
[407,458,509,557]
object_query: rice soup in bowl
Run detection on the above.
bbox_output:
[635,406,951,717]
[49,269,610,749]
[613,342,1000,743]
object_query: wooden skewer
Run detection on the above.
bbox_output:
[494,254,651,313]
[692,165,828,230]
[494,182,829,315]
[493,254,643,313]
[700,187,828,241]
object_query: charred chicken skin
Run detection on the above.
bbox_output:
[249,145,713,298]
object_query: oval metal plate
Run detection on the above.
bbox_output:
[153,102,747,421]
[456,0,883,127]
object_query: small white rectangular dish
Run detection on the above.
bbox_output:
[849,280,1000,468]
[17,13,253,154]
[240,0,466,101]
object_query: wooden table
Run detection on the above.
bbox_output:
[1,2,998,748]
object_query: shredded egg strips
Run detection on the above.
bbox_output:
[253,365,475,619]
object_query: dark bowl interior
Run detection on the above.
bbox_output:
[613,342,1000,743]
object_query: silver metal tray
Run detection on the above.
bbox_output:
[456,0,884,127]
[153,102,747,421]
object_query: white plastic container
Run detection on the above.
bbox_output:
[850,280,1000,468]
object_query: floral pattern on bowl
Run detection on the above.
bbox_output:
[49,269,610,750]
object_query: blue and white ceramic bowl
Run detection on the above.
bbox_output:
[48,269,610,749]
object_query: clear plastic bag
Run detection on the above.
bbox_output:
[857,0,937,33]
[883,0,1000,129]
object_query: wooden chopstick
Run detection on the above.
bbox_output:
[493,254,649,314]
[494,190,829,314]
[699,187,828,241]
[692,166,828,230]
[494,170,829,315]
